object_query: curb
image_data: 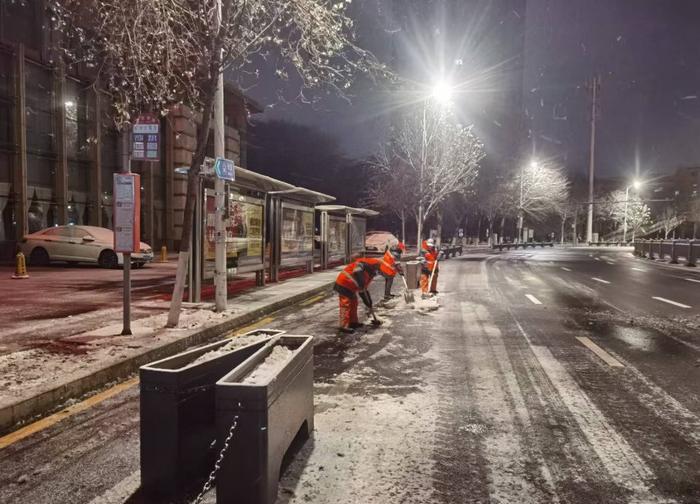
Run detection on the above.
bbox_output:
[0,281,335,435]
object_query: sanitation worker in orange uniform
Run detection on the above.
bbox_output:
[382,242,406,300]
[333,257,396,333]
[419,238,439,296]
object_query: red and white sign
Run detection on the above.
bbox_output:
[113,173,141,253]
[132,113,160,162]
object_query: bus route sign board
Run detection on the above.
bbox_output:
[132,113,160,162]
[114,173,141,253]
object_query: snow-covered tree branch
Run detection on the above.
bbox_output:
[377,106,484,248]
[49,0,389,326]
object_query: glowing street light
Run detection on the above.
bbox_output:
[431,80,454,105]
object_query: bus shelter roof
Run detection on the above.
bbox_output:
[315,205,379,217]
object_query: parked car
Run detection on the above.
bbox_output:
[365,231,399,253]
[20,225,154,269]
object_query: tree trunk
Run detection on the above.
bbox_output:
[400,208,406,243]
[416,204,423,254]
[166,76,219,328]
[500,216,506,242]
[436,208,442,247]
[560,218,566,244]
[517,211,523,243]
[476,213,483,244]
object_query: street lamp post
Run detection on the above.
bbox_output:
[416,81,453,253]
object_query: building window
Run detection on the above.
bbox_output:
[1,0,41,52]
[25,60,56,188]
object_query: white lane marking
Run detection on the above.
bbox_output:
[652,296,691,309]
[560,266,572,272]
[591,277,611,285]
[631,267,646,272]
[509,312,658,500]
[685,277,700,284]
[594,257,601,261]
[467,304,561,502]
[576,337,624,367]
[525,294,542,305]
[88,470,141,504]
[605,261,615,265]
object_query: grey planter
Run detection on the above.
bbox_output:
[139,328,285,500]
[215,335,315,504]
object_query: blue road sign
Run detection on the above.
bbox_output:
[214,157,235,181]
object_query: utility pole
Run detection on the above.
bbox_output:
[214,0,227,311]
[586,75,601,244]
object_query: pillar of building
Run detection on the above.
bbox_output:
[13,44,28,239]
[54,64,68,225]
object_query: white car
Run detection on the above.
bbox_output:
[20,225,154,269]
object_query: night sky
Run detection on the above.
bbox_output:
[246,0,700,180]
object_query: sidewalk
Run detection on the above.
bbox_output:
[0,268,340,433]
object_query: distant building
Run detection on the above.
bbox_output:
[0,2,261,259]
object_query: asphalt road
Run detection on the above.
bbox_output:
[1,247,699,504]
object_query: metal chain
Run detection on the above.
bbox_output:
[191,415,239,504]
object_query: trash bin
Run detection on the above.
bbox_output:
[139,329,285,500]
[405,260,420,289]
[215,335,314,504]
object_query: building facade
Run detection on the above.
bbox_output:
[0,1,260,260]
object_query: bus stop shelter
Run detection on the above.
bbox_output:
[315,205,378,269]
[188,164,335,301]
[267,187,335,283]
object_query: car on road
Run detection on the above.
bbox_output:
[20,225,154,269]
[365,230,400,254]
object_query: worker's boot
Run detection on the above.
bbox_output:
[338,326,355,334]
[350,322,365,329]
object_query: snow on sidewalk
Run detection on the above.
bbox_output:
[0,268,340,428]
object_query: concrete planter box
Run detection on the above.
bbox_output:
[139,329,285,500]
[215,335,315,504]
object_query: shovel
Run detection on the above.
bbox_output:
[363,291,382,326]
[427,257,439,295]
[399,274,415,303]
[368,305,382,326]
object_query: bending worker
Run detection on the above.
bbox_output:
[334,257,396,333]
[419,238,439,296]
[383,242,406,300]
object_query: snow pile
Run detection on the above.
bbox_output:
[184,333,272,368]
[242,345,294,384]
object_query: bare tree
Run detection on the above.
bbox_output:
[378,107,483,250]
[659,206,679,239]
[50,0,387,326]
[627,202,652,241]
[363,155,417,242]
[513,162,569,241]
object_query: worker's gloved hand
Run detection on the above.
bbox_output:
[399,270,405,277]
[359,290,372,308]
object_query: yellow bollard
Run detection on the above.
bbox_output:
[12,252,29,279]
[160,245,168,263]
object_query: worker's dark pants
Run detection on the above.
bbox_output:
[384,276,394,298]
